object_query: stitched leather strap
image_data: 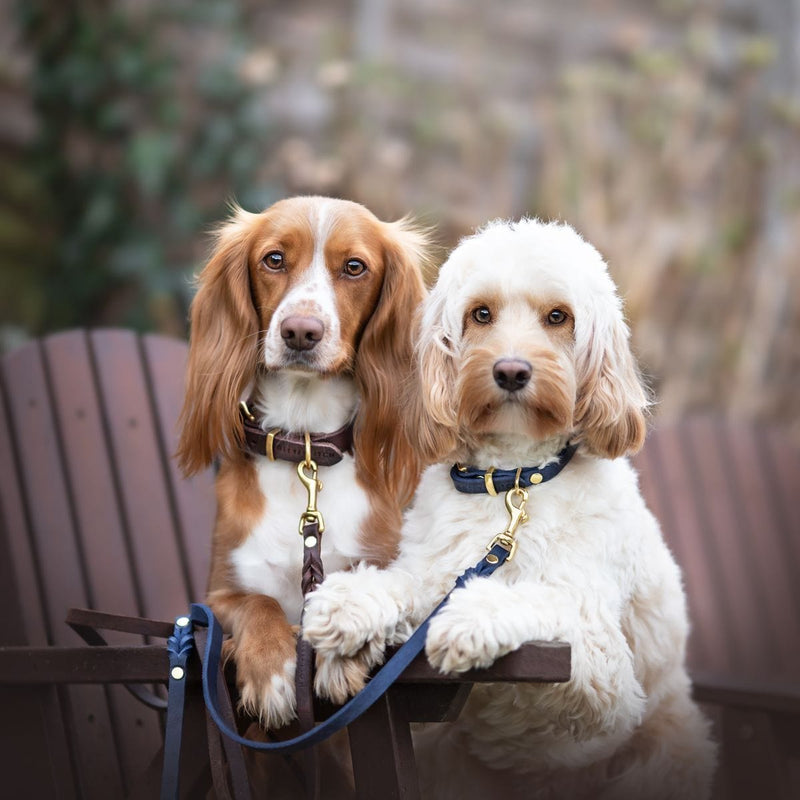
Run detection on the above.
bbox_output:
[297,518,324,800]
[300,521,324,598]
[241,414,354,466]
[161,616,193,799]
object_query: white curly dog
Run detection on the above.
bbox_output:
[302,219,716,799]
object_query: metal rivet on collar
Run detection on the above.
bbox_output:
[304,535,318,548]
[171,666,185,681]
[530,473,543,485]
[175,616,190,628]
[486,553,499,565]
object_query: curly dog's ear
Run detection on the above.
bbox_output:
[573,292,648,459]
[405,284,460,464]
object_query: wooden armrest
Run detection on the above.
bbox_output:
[692,672,800,714]
[0,640,570,686]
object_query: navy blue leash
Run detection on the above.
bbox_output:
[160,543,512,799]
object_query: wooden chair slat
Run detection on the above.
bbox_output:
[41,331,144,622]
[348,689,420,800]
[0,492,77,797]
[0,685,78,800]
[681,418,778,675]
[0,375,47,647]
[42,330,165,787]
[635,425,731,672]
[141,333,214,601]
[721,423,800,679]
[1,340,87,645]
[763,426,800,576]
[88,329,191,619]
[0,339,125,799]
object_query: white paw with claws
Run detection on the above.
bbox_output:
[302,570,401,702]
[424,589,515,674]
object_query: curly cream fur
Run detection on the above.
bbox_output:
[305,218,716,799]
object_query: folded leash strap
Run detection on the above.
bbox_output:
[161,543,511,799]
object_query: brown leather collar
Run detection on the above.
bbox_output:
[239,403,354,466]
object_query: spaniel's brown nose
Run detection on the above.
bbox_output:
[281,315,325,351]
[493,359,532,392]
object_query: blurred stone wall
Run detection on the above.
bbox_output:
[1,0,797,435]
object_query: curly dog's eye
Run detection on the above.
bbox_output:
[547,309,568,325]
[471,306,492,325]
[261,252,285,271]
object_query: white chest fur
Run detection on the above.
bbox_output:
[230,455,370,625]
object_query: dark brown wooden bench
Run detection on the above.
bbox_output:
[2,330,797,799]
[633,418,800,800]
[0,329,569,799]
[0,329,217,798]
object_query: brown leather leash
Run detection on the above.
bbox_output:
[240,402,353,800]
[294,439,329,800]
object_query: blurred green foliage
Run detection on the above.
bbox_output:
[2,0,278,338]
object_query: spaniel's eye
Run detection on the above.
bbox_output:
[471,306,492,325]
[261,251,284,271]
[547,309,567,325]
[343,258,367,277]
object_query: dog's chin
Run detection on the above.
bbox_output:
[459,393,573,443]
[266,350,353,378]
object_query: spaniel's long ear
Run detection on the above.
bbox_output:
[573,294,649,459]
[176,207,259,475]
[354,218,428,506]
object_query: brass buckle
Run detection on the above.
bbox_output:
[297,433,324,536]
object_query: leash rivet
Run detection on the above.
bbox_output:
[175,616,190,628]
[171,666,185,681]
[486,553,499,565]
[304,535,318,548]
[530,473,543,485]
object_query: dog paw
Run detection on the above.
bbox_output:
[425,598,510,674]
[313,640,384,704]
[302,575,396,659]
[228,634,297,729]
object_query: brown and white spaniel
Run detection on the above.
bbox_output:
[176,196,428,728]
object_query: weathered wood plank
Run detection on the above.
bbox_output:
[0,339,124,799]
[142,333,215,601]
[89,330,191,620]
[43,330,164,787]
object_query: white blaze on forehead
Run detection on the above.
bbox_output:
[261,199,344,368]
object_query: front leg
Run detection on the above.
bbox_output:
[302,564,439,703]
[425,577,645,740]
[208,589,297,730]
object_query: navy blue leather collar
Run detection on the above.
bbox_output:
[450,442,578,495]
